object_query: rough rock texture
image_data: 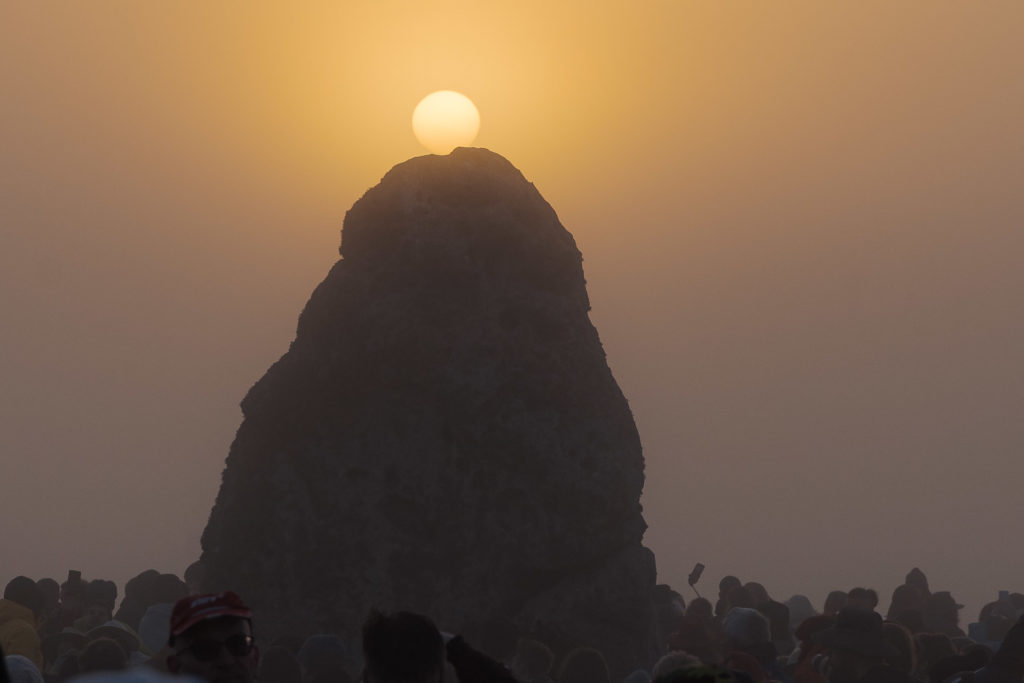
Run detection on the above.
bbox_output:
[201,148,660,674]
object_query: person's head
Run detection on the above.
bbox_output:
[823,591,848,617]
[814,608,900,683]
[260,646,302,683]
[88,620,142,657]
[846,588,878,612]
[5,655,44,683]
[60,574,86,611]
[905,569,930,597]
[722,608,771,649]
[743,583,769,607]
[36,579,61,612]
[124,570,160,600]
[361,611,444,683]
[298,634,349,683]
[83,580,118,625]
[886,584,924,622]
[77,637,128,674]
[557,647,611,683]
[722,608,775,668]
[4,576,44,618]
[652,651,702,681]
[881,621,916,675]
[167,592,259,683]
[979,603,1014,643]
[685,598,713,623]
[785,595,818,632]
[718,577,741,599]
[924,592,963,632]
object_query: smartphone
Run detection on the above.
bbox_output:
[688,563,705,586]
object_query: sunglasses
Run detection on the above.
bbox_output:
[186,634,255,662]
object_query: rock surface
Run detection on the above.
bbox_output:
[200,148,660,674]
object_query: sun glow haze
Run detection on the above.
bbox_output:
[412,91,480,154]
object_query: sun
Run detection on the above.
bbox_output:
[412,91,480,154]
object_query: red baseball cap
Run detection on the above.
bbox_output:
[170,592,253,637]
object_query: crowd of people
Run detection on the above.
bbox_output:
[1,565,1021,683]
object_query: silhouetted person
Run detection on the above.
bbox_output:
[793,615,834,683]
[721,608,784,682]
[74,580,117,633]
[845,589,877,613]
[967,615,1024,683]
[58,575,85,629]
[925,592,966,638]
[654,586,687,650]
[786,595,819,634]
[167,592,260,683]
[814,608,909,683]
[34,580,61,641]
[886,584,926,633]
[717,577,742,619]
[823,592,848,618]
[0,577,44,669]
[757,600,793,656]
[744,584,770,607]
[114,570,160,630]
[686,598,714,626]
[905,569,931,601]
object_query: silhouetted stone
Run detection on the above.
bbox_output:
[200,148,659,674]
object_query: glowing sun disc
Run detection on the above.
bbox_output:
[412,90,480,154]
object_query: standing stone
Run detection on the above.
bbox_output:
[200,148,659,674]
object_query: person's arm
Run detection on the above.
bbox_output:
[445,635,519,683]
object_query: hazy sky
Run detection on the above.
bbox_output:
[2,2,1022,621]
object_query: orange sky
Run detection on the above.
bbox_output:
[2,2,1022,622]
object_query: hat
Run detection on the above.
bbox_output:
[722,608,771,648]
[88,620,142,654]
[815,608,901,659]
[170,592,252,637]
[928,591,964,611]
